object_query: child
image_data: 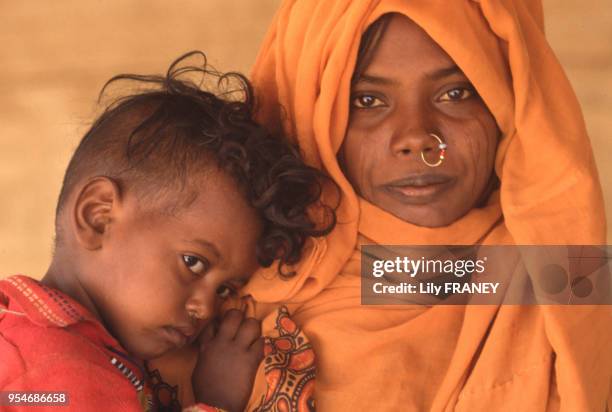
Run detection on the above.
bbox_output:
[0,52,332,412]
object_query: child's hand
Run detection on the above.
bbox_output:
[192,309,264,412]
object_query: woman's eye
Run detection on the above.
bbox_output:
[216,284,235,299]
[439,87,474,102]
[351,94,386,109]
[182,255,208,276]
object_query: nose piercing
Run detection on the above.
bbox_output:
[421,133,447,167]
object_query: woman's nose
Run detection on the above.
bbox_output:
[388,105,437,158]
[390,131,439,158]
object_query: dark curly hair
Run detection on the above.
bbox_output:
[55,51,335,276]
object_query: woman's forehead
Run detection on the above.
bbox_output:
[361,14,458,78]
[359,6,513,133]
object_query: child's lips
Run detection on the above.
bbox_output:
[174,324,197,338]
[161,326,193,347]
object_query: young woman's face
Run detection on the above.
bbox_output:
[340,14,499,227]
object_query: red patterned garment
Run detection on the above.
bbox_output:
[0,275,219,412]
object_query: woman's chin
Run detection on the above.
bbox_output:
[373,196,458,228]
[400,212,454,228]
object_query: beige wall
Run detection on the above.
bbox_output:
[1,0,610,279]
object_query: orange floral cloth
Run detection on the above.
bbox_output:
[252,306,316,411]
[240,0,611,410]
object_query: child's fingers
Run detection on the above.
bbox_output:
[216,308,244,340]
[235,317,262,347]
[249,336,265,361]
[196,321,216,347]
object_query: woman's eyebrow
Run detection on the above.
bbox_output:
[428,65,464,81]
[355,73,399,86]
[356,65,465,86]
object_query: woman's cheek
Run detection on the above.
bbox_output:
[473,116,499,172]
[461,122,497,193]
[351,135,373,196]
[344,131,377,199]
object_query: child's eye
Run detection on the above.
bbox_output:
[182,255,209,276]
[216,284,235,299]
[438,87,474,102]
[351,94,386,109]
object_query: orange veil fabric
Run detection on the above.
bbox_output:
[244,0,610,410]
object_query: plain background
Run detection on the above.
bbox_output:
[1,0,610,278]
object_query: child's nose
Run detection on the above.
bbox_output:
[185,292,215,322]
[188,305,212,322]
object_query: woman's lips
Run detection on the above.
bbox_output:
[384,174,454,204]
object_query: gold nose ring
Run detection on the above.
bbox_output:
[421,133,447,167]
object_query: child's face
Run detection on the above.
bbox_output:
[340,14,499,227]
[86,171,261,360]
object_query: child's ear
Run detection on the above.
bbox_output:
[73,177,122,250]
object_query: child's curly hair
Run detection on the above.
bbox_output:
[55,51,336,276]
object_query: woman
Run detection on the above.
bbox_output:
[243,0,610,410]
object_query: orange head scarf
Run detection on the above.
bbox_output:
[243,1,610,410]
[246,0,605,303]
